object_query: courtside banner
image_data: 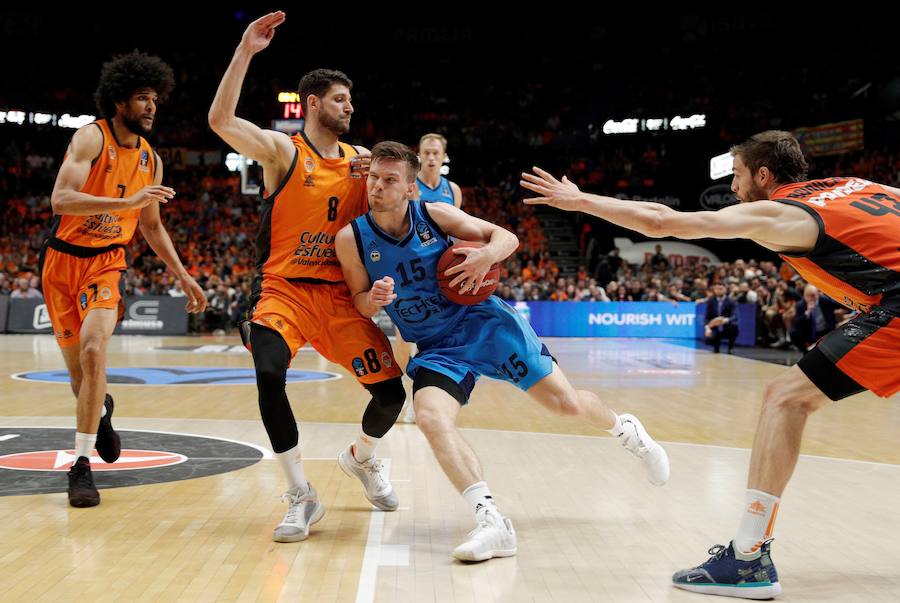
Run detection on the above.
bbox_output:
[114,297,188,335]
[519,301,699,338]
[6,296,188,335]
[6,298,52,333]
[515,301,757,343]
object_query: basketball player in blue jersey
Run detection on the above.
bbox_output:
[397,133,464,422]
[415,133,463,208]
[335,141,670,562]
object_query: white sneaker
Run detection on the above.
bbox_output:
[618,413,670,486]
[452,507,517,562]
[273,485,325,543]
[337,444,399,511]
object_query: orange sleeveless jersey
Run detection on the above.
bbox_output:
[772,177,900,312]
[257,131,368,282]
[53,119,157,247]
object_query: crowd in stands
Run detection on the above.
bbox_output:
[2,123,897,342]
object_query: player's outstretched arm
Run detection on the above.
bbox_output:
[335,225,396,317]
[208,11,293,166]
[521,166,818,251]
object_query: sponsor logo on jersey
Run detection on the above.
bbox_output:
[368,241,381,262]
[395,294,445,324]
[352,357,368,377]
[416,222,437,246]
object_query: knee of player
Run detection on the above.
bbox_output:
[762,379,817,414]
[254,363,288,389]
[79,340,106,368]
[555,392,583,417]
[413,403,452,438]
[368,377,406,412]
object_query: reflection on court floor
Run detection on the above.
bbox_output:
[2,334,899,602]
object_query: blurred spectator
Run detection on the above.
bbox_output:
[649,244,669,271]
[790,285,839,351]
[704,283,738,353]
[10,277,42,299]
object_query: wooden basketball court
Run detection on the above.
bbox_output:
[2,334,899,602]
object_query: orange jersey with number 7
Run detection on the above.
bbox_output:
[52,119,157,248]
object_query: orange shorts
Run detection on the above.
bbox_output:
[41,246,126,348]
[798,302,900,399]
[250,274,401,385]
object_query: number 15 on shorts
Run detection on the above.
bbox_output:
[498,353,528,383]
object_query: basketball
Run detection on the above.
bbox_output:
[436,241,501,305]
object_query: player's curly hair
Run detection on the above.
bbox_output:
[731,131,808,184]
[93,50,175,118]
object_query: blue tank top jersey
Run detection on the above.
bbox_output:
[416,176,455,205]
[351,200,466,342]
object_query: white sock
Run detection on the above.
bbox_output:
[74,432,96,461]
[353,431,380,462]
[462,481,498,518]
[734,489,780,556]
[606,414,624,437]
[275,445,309,493]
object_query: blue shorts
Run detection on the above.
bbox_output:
[407,297,554,403]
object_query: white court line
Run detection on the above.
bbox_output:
[8,419,898,470]
[456,426,900,469]
[356,458,393,603]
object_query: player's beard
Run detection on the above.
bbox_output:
[122,113,152,136]
[318,111,350,136]
[740,182,768,203]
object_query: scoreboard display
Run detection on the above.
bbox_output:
[274,92,304,133]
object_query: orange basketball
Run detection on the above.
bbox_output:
[437,241,501,305]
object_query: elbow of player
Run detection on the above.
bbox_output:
[49,192,66,214]
[644,211,669,238]
[207,110,229,131]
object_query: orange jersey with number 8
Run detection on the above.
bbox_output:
[256,132,368,282]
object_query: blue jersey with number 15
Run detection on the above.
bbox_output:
[351,200,466,343]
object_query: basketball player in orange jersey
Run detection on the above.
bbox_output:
[44,50,207,508]
[209,11,406,543]
[522,130,900,599]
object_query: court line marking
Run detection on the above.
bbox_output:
[0,426,274,460]
[8,368,342,386]
[356,458,394,603]
[5,419,899,469]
